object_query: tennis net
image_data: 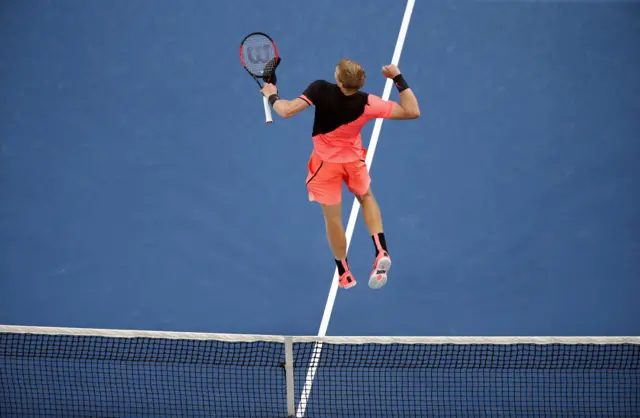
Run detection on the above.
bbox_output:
[1,325,638,417]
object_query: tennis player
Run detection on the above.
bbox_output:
[261,59,420,289]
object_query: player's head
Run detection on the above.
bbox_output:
[335,58,366,92]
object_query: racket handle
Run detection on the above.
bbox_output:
[263,96,273,124]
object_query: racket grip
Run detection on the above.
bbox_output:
[263,96,273,124]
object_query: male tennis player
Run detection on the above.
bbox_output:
[261,59,420,289]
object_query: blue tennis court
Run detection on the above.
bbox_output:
[2,0,638,338]
[2,3,640,415]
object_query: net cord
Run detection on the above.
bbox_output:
[1,325,639,345]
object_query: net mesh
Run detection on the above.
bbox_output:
[294,341,640,417]
[0,330,287,417]
[1,326,639,417]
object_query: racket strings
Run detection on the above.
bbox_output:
[242,35,276,76]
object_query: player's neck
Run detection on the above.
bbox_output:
[339,86,358,96]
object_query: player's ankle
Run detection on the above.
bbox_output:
[372,232,388,256]
[335,258,350,275]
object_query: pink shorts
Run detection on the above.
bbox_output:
[305,151,371,205]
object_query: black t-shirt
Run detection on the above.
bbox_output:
[299,80,370,137]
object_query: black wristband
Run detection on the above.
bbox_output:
[268,94,280,106]
[393,74,409,93]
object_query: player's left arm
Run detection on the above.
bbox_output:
[261,83,310,118]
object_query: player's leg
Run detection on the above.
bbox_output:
[345,160,391,289]
[319,202,346,259]
[355,189,391,288]
[306,153,356,289]
[357,188,384,239]
[319,202,355,289]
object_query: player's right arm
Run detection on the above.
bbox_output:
[383,64,420,120]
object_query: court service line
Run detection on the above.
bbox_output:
[295,1,416,416]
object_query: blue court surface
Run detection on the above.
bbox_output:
[1,0,639,340]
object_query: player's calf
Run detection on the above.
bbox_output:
[321,203,357,289]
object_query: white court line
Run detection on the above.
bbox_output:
[295,1,416,416]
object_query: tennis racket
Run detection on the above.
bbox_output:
[239,32,280,124]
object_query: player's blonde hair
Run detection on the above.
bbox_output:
[336,58,366,90]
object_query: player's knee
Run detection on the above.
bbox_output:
[356,188,373,204]
[321,203,342,223]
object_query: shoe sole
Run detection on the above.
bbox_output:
[340,280,357,289]
[369,256,391,289]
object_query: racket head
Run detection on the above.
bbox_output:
[239,32,279,79]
